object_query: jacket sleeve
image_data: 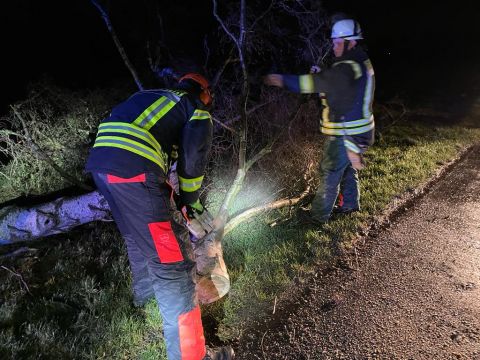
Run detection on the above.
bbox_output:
[282,64,353,94]
[177,109,213,205]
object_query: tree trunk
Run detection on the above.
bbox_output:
[0,191,110,245]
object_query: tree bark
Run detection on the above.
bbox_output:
[0,191,110,245]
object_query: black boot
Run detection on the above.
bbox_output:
[204,346,235,360]
[296,208,327,226]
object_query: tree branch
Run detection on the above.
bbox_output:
[90,0,144,91]
[211,46,237,89]
[11,105,93,192]
[211,116,237,134]
[224,180,313,236]
[223,100,274,127]
[1,265,32,295]
[249,0,274,31]
[212,1,240,50]
[213,0,251,221]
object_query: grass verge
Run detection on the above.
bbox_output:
[1,121,479,358]
[214,122,480,340]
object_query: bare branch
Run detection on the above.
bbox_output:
[239,0,246,47]
[212,0,240,50]
[203,36,211,73]
[1,265,32,295]
[0,247,32,260]
[212,116,237,134]
[211,46,237,89]
[245,144,272,172]
[249,0,274,31]
[90,0,144,90]
[224,180,313,236]
[223,100,274,127]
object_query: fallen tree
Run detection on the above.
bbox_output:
[1,0,326,246]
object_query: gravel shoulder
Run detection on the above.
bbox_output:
[237,145,480,360]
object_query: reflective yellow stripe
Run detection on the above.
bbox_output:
[321,120,374,135]
[94,136,167,172]
[178,175,204,192]
[133,90,183,130]
[133,97,177,131]
[299,75,315,93]
[190,110,211,121]
[363,59,375,118]
[333,60,362,79]
[98,122,162,154]
[320,93,330,128]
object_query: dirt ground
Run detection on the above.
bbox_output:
[236,145,480,359]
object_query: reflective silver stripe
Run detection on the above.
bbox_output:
[321,117,373,129]
[363,59,375,119]
[344,139,361,153]
[94,137,167,171]
[136,97,174,128]
[321,120,374,135]
[139,89,183,101]
[160,90,182,102]
[98,123,162,154]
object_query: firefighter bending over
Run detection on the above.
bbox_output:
[85,74,234,360]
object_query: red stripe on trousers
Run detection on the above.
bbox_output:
[338,193,344,207]
[107,173,146,183]
[178,305,206,360]
[148,221,184,263]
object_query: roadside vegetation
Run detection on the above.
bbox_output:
[1,81,479,358]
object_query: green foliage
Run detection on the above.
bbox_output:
[0,81,126,203]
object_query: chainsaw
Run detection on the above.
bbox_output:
[181,205,215,241]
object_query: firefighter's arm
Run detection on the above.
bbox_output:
[178,109,214,239]
[265,64,351,94]
[177,109,213,207]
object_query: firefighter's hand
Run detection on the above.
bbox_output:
[181,200,214,240]
[263,74,284,88]
[346,150,366,170]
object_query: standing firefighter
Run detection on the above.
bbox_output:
[264,18,375,224]
[85,74,234,360]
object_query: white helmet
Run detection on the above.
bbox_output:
[331,19,363,40]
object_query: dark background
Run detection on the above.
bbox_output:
[2,0,480,115]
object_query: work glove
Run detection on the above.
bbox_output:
[310,65,321,74]
[181,200,215,240]
[346,149,366,170]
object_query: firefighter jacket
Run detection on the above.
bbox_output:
[86,89,213,205]
[282,46,375,154]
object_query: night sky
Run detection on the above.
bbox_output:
[3,1,480,114]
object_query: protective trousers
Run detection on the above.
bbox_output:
[310,136,360,222]
[92,172,206,360]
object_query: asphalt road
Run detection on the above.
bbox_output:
[237,145,480,359]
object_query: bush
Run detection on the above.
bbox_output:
[0,80,127,203]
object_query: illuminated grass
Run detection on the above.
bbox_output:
[0,226,166,359]
[1,121,479,358]
[214,124,480,340]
